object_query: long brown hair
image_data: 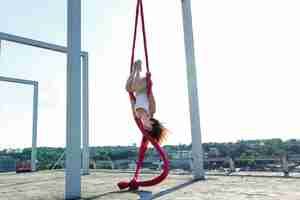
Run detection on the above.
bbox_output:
[148,118,168,144]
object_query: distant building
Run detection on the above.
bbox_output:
[207,147,220,158]
[259,141,265,146]
[0,156,16,172]
[168,150,192,160]
[95,160,114,169]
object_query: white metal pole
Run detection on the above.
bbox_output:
[82,53,90,175]
[181,0,205,180]
[31,82,38,171]
[66,0,82,199]
[0,76,36,85]
[0,32,87,56]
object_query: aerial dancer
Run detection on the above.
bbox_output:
[117,59,169,190]
[126,60,167,143]
[118,0,170,190]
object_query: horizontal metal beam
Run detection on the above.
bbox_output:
[0,76,37,86]
[0,32,87,56]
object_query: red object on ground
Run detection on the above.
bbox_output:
[118,0,169,190]
[16,161,32,173]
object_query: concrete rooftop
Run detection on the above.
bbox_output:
[0,170,300,200]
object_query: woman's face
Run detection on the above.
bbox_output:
[143,118,153,130]
[136,107,152,130]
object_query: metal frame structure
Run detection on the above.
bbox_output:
[2,0,203,198]
[65,0,204,199]
[0,29,90,180]
[0,76,38,171]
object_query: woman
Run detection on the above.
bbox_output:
[118,62,169,190]
[126,59,167,143]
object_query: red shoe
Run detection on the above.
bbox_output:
[117,181,130,190]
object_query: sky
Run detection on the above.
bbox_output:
[1,0,300,149]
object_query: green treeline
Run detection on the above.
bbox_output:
[0,138,300,170]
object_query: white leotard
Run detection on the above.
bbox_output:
[134,91,149,114]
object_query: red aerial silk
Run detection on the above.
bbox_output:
[117,0,169,190]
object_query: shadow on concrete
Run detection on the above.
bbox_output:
[152,179,200,199]
[82,189,152,200]
[208,173,300,179]
[137,190,153,200]
[81,190,131,200]
[82,179,203,200]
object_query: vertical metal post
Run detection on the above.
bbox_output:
[31,82,38,171]
[82,53,90,175]
[181,0,205,180]
[66,0,82,199]
[282,154,289,177]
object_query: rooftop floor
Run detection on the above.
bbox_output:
[0,170,300,200]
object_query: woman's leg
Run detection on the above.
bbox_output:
[126,68,137,92]
[125,62,144,92]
